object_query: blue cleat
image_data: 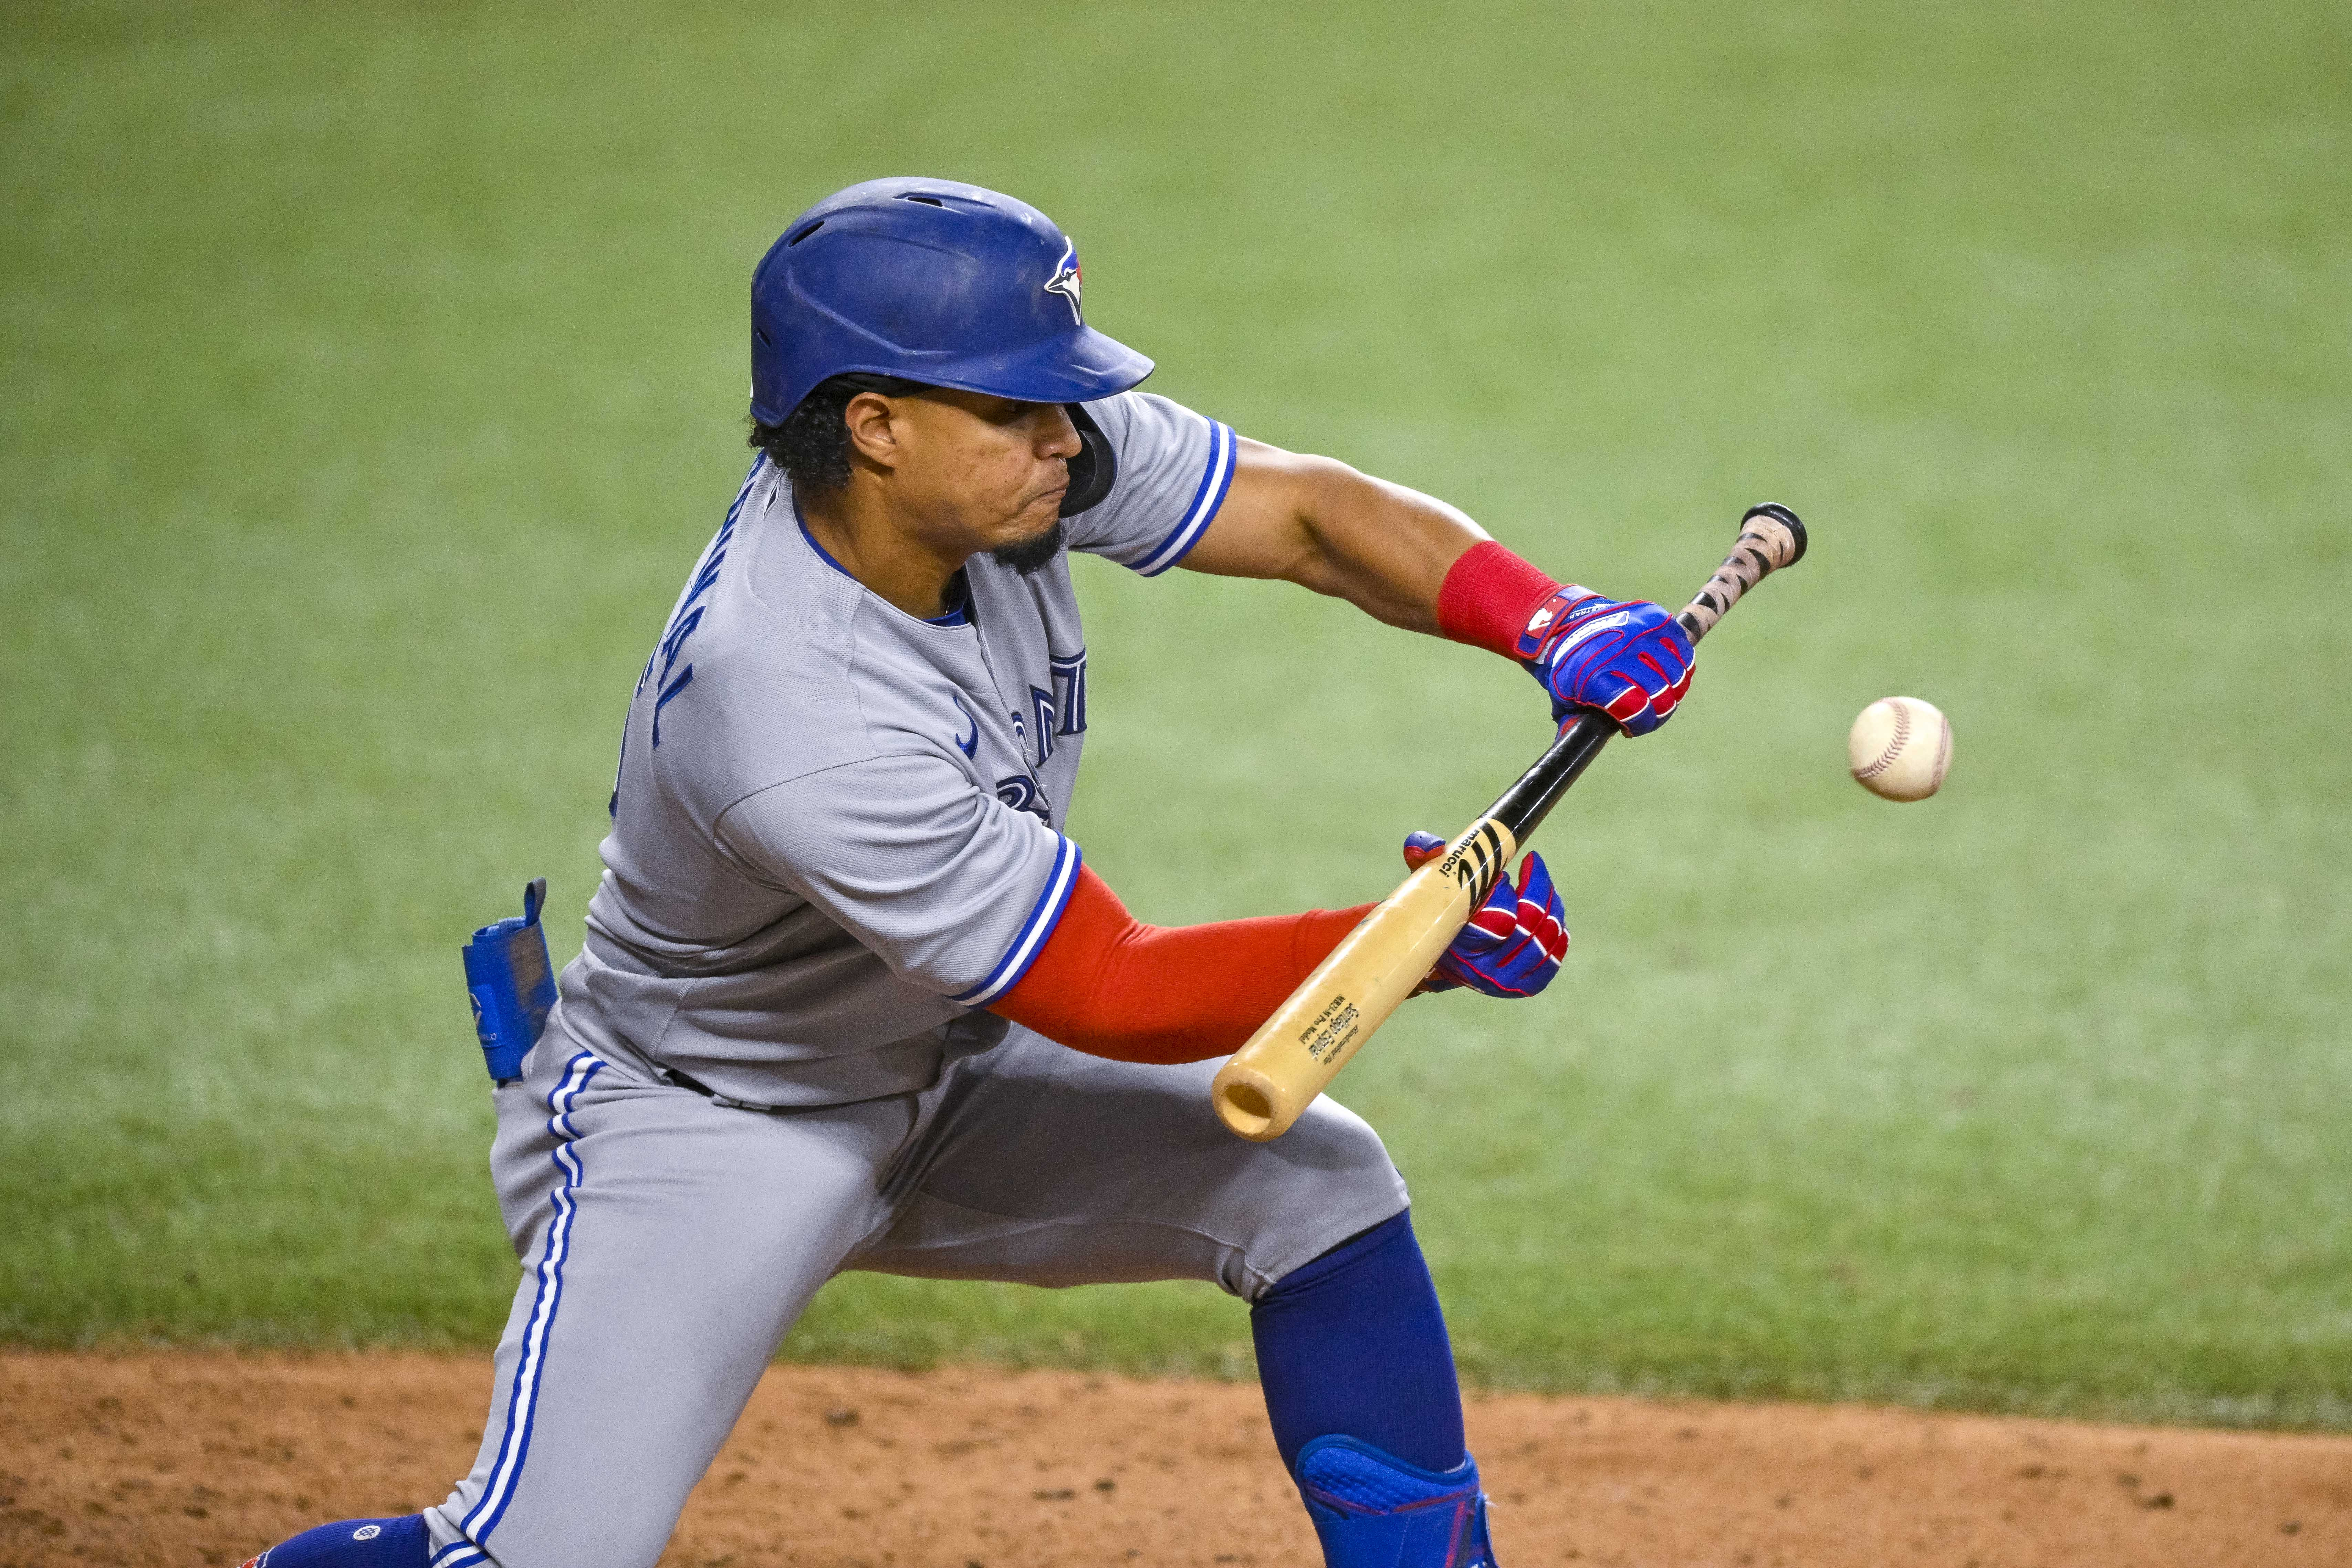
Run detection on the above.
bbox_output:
[239,1513,428,1567]
[1294,1435,1498,1568]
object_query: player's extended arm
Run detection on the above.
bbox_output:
[990,847,1567,1065]
[1176,439,1482,633]
[1179,439,1698,735]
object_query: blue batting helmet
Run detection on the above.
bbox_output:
[750,178,1154,424]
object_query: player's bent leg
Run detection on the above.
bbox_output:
[409,1037,911,1568]
[848,1028,1492,1567]
[1251,1212,1464,1474]
[242,1514,429,1567]
[1252,1212,1496,1568]
[852,1025,1409,1296]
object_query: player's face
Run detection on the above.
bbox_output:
[882,390,1080,560]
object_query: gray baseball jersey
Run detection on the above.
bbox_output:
[553,389,1237,1107]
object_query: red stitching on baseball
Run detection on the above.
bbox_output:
[1853,701,1910,780]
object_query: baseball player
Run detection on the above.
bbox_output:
[244,178,1695,1568]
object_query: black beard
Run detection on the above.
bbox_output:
[990,517,1066,576]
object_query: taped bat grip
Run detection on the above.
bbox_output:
[1744,503,1808,565]
[1494,504,1808,845]
[1674,504,1807,644]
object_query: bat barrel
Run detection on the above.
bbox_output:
[1210,834,1512,1141]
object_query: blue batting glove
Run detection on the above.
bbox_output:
[1401,831,1570,999]
[1515,587,1696,737]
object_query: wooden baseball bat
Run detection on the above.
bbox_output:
[1210,504,1808,1142]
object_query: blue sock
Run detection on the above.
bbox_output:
[245,1514,428,1567]
[1251,1210,1466,1474]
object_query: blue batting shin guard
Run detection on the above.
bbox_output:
[1295,1436,1497,1568]
[241,1513,428,1567]
[1251,1211,1466,1475]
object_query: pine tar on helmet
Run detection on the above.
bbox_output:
[749,178,1154,425]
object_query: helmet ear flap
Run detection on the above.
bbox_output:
[1059,402,1117,517]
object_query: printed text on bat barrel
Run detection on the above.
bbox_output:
[1300,995,1362,1063]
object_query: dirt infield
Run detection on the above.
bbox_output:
[2,1352,2345,1567]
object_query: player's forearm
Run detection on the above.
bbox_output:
[1194,445,1692,729]
[1187,442,1488,634]
[989,865,1373,1064]
[1277,459,1491,633]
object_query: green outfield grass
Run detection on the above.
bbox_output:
[4,0,2347,1429]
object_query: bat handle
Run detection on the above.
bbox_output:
[1676,503,1806,644]
[1485,503,1808,846]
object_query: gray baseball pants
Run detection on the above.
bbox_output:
[421,1022,1409,1568]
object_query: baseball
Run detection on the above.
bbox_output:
[1847,696,1952,801]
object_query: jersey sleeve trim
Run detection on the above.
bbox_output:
[948,834,1084,1007]
[1132,419,1236,578]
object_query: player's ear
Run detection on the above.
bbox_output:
[842,390,905,472]
[1059,402,1116,516]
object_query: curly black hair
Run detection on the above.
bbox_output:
[748,372,929,496]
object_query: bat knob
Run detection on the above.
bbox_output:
[1741,503,1807,566]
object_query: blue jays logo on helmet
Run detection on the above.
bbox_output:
[1042,239,1083,324]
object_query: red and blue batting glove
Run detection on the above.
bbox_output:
[1401,831,1569,998]
[1517,587,1696,737]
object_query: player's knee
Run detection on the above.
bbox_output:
[1288,1096,1404,1191]
[1236,1099,1407,1293]
[240,1514,427,1568]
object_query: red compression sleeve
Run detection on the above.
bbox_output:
[1435,540,1565,659]
[990,866,1373,1065]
